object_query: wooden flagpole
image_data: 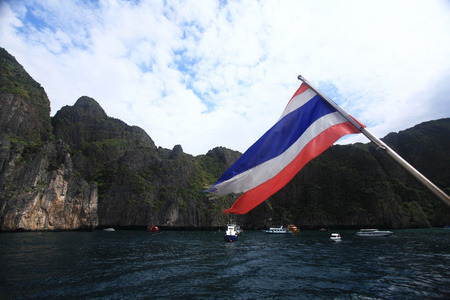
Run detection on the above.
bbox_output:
[298,75,450,207]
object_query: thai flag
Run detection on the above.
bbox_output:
[207,83,364,214]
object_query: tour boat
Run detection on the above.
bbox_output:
[355,229,393,237]
[264,226,292,234]
[224,224,238,242]
[330,233,341,242]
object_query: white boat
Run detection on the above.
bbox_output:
[330,233,341,242]
[355,229,393,237]
[264,226,292,234]
[224,224,238,242]
[103,228,115,232]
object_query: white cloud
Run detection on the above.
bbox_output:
[1,0,450,155]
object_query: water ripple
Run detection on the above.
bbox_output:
[1,229,449,299]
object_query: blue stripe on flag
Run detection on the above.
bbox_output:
[215,95,336,183]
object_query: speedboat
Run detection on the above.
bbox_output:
[147,225,159,232]
[264,226,292,234]
[103,228,115,232]
[330,233,341,242]
[355,229,393,237]
[288,224,300,233]
[224,224,238,242]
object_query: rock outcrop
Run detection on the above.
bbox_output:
[0,137,98,230]
[0,48,97,231]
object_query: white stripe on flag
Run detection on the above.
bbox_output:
[277,88,317,121]
[214,111,348,196]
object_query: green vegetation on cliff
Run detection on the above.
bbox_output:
[0,47,52,144]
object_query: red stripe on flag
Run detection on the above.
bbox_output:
[350,115,366,128]
[284,83,309,107]
[223,121,360,215]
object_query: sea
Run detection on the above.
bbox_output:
[0,228,449,299]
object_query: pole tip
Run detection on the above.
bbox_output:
[297,75,302,80]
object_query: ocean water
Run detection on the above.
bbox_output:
[0,229,449,299]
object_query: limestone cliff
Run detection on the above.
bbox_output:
[0,49,51,143]
[0,136,98,230]
[0,48,98,231]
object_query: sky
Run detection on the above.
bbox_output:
[1,0,450,156]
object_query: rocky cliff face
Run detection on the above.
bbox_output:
[0,136,98,231]
[51,94,242,228]
[0,49,52,144]
[0,48,97,231]
[1,46,448,231]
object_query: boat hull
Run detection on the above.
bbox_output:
[356,229,393,237]
[356,232,392,237]
[224,235,238,242]
[264,230,291,234]
[330,233,341,242]
[264,226,292,234]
